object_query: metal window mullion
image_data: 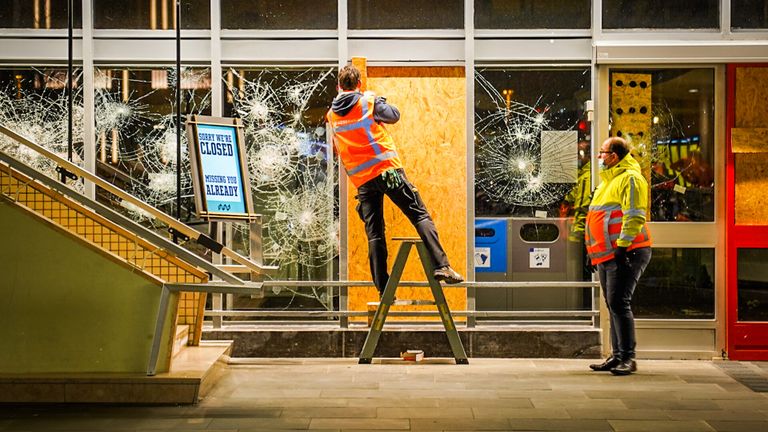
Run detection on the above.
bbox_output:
[337,0,349,329]
[81,0,95,199]
[722,0,732,38]
[465,0,475,328]
[210,0,222,117]
[593,0,603,40]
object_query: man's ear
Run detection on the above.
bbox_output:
[356,82,362,91]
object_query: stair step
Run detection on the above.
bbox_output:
[172,325,190,358]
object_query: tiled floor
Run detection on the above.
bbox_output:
[2,358,768,431]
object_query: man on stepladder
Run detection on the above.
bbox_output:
[326,64,463,297]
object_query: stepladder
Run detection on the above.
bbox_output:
[358,237,469,365]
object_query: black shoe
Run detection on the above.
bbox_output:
[589,357,620,372]
[433,266,464,284]
[610,359,637,376]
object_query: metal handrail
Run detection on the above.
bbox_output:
[0,124,277,276]
[0,150,246,285]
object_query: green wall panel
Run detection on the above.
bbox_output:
[0,200,176,374]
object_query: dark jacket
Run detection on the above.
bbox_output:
[330,91,400,124]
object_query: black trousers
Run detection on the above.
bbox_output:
[355,169,450,295]
[597,247,652,361]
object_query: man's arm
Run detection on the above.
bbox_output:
[373,96,400,124]
[617,174,648,247]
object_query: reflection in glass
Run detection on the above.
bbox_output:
[0,0,82,28]
[738,249,768,322]
[608,69,715,222]
[94,0,209,29]
[0,68,84,187]
[475,0,590,29]
[222,0,337,30]
[474,68,590,218]
[732,0,768,29]
[603,0,719,29]
[92,67,211,220]
[222,68,338,312]
[634,248,715,319]
[349,0,463,29]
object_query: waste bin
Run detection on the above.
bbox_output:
[475,218,584,313]
[474,218,508,311]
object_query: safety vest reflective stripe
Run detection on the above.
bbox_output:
[327,93,402,188]
[585,207,651,265]
[347,151,400,175]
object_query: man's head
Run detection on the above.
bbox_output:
[338,65,361,91]
[599,137,630,169]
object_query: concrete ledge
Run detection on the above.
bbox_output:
[203,327,600,359]
[0,341,232,404]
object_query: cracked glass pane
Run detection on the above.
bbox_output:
[223,67,339,312]
[608,68,715,222]
[93,66,212,225]
[474,68,591,218]
[0,67,85,193]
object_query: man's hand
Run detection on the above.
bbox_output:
[381,169,403,190]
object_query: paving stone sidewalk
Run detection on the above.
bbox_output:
[1,359,767,431]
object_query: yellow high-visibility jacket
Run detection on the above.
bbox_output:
[584,154,652,265]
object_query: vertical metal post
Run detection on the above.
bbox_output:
[174,0,182,242]
[337,0,349,329]
[210,221,223,329]
[66,0,73,169]
[464,0,476,328]
[81,0,96,199]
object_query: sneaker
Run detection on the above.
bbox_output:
[433,266,464,284]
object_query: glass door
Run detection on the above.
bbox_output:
[727,64,768,360]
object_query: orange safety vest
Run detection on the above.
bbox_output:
[585,204,652,265]
[326,93,402,188]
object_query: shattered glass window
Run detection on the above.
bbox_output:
[0,1,82,28]
[474,68,591,218]
[602,0,719,29]
[475,0,590,29]
[94,0,209,29]
[349,0,463,29]
[0,67,84,190]
[223,67,339,312]
[732,0,768,29]
[608,68,715,222]
[222,0,337,30]
[92,66,211,223]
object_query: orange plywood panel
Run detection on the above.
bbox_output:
[346,67,467,320]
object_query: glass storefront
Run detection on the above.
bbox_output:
[602,0,719,29]
[474,0,590,29]
[634,248,715,319]
[0,0,82,28]
[349,0,464,29]
[737,248,768,322]
[731,0,768,29]
[94,0,210,30]
[608,68,715,222]
[222,0,337,30]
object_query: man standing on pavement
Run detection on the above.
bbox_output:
[584,137,652,376]
[326,64,463,297]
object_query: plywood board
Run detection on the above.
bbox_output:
[611,73,652,178]
[731,128,768,153]
[346,67,467,320]
[735,68,768,129]
[735,153,768,225]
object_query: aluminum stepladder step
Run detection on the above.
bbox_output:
[358,237,469,365]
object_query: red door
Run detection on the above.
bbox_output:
[726,64,768,360]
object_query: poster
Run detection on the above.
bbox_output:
[529,247,550,269]
[195,123,246,215]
